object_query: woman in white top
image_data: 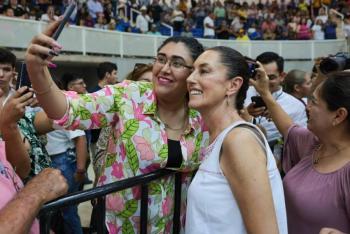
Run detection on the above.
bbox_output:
[185,46,287,234]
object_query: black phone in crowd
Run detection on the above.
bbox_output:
[251,96,266,108]
[16,2,77,90]
[244,56,258,79]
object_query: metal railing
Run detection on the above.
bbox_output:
[0,16,348,59]
[39,169,181,234]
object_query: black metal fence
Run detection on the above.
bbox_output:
[39,169,182,234]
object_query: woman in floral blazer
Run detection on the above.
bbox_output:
[25,20,209,234]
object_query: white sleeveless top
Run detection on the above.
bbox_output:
[185,121,288,234]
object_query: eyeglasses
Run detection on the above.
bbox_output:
[70,80,86,86]
[153,55,193,71]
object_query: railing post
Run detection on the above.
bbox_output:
[96,196,106,234]
[140,184,149,234]
[172,173,182,234]
[39,211,53,234]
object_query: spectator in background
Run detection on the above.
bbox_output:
[296,17,311,39]
[263,28,277,40]
[261,16,277,35]
[107,18,117,30]
[283,69,312,105]
[87,0,103,22]
[213,0,225,27]
[312,18,325,40]
[125,63,153,82]
[147,23,161,35]
[246,52,307,166]
[136,6,152,33]
[236,28,250,40]
[203,10,216,38]
[344,13,350,38]
[315,7,328,24]
[103,1,115,24]
[216,20,233,40]
[231,16,246,34]
[181,24,194,37]
[61,73,87,95]
[171,6,185,32]
[45,126,87,234]
[3,7,15,17]
[324,19,337,39]
[40,5,58,23]
[6,0,25,17]
[178,0,188,16]
[94,14,107,29]
[248,22,263,40]
[298,0,309,12]
[148,0,163,25]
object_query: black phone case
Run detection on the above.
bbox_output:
[251,96,266,108]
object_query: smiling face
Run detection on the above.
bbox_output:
[152,42,194,100]
[262,62,284,93]
[187,50,241,113]
[306,85,334,134]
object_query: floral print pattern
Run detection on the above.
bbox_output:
[54,81,209,234]
[18,111,51,179]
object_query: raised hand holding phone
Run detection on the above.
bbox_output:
[24,2,76,120]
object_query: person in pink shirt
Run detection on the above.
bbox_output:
[0,88,68,233]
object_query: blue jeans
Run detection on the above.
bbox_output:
[51,149,83,234]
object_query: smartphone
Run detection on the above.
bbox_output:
[17,2,77,90]
[244,56,258,79]
[52,2,76,40]
[251,96,266,108]
[16,63,31,90]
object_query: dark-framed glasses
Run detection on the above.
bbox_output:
[153,55,193,70]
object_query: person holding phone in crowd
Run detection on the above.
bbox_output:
[245,52,307,167]
[185,46,287,234]
[25,19,209,233]
[251,64,350,233]
[0,48,53,180]
[0,86,68,234]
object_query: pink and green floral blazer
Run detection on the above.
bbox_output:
[55,81,209,234]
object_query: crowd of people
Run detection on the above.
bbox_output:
[0,8,350,234]
[1,0,350,40]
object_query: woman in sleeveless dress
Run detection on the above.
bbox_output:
[185,46,287,234]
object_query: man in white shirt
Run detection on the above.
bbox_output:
[203,11,216,39]
[245,52,307,152]
[46,129,88,234]
[136,6,152,33]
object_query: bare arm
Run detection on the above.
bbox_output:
[0,88,35,179]
[73,135,88,183]
[0,168,68,234]
[34,111,54,135]
[25,20,68,120]
[220,128,279,234]
[249,62,294,139]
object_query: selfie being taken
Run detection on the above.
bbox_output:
[0,0,349,234]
